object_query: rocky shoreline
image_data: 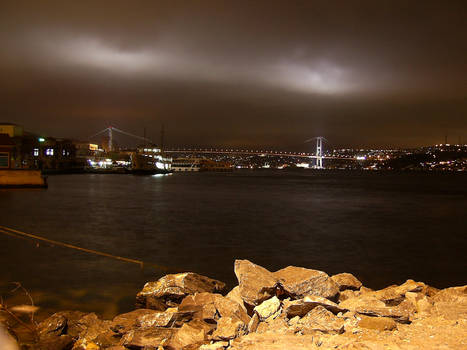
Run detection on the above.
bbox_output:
[3,260,466,349]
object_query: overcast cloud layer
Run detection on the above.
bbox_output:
[1,0,466,148]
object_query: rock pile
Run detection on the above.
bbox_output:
[25,260,466,349]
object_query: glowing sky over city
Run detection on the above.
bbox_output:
[0,1,466,148]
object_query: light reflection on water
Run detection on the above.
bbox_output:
[0,171,466,318]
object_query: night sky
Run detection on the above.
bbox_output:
[1,1,466,149]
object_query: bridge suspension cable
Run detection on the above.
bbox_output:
[88,126,153,151]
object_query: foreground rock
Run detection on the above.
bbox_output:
[234,260,278,306]
[331,272,363,291]
[274,266,340,301]
[136,272,226,310]
[11,260,466,350]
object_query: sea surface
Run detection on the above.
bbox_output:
[0,171,466,318]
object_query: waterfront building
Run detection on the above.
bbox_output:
[0,123,80,170]
[0,123,24,138]
[0,133,15,168]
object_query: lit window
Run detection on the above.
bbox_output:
[46,148,54,156]
[33,148,39,157]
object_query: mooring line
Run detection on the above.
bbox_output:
[0,225,174,272]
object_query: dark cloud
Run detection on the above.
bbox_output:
[1,0,466,148]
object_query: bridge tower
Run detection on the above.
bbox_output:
[108,127,113,152]
[316,137,324,169]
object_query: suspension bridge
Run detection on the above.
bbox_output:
[88,126,356,168]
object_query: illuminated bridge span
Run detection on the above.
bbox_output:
[164,148,356,160]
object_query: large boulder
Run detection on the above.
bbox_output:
[234,260,278,306]
[274,266,339,301]
[331,273,362,291]
[136,273,226,310]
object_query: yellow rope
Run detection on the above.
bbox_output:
[0,225,153,269]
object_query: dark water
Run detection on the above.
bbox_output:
[0,171,466,317]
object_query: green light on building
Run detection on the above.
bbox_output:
[38,137,45,142]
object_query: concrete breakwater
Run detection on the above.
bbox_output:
[4,260,467,349]
[0,170,47,188]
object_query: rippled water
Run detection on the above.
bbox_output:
[0,171,466,317]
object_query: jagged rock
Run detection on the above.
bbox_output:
[110,309,158,334]
[284,295,347,318]
[226,286,248,314]
[368,280,429,306]
[179,293,219,322]
[339,295,411,323]
[167,320,209,349]
[297,305,345,335]
[256,315,291,335]
[74,313,112,342]
[357,315,397,331]
[253,296,281,321]
[136,272,226,310]
[55,311,89,339]
[213,295,251,325]
[37,314,67,338]
[36,311,103,350]
[234,260,278,306]
[405,292,433,316]
[432,285,467,320]
[37,311,88,340]
[212,317,247,341]
[136,308,193,328]
[274,266,339,301]
[179,292,250,325]
[331,273,363,291]
[120,327,176,348]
